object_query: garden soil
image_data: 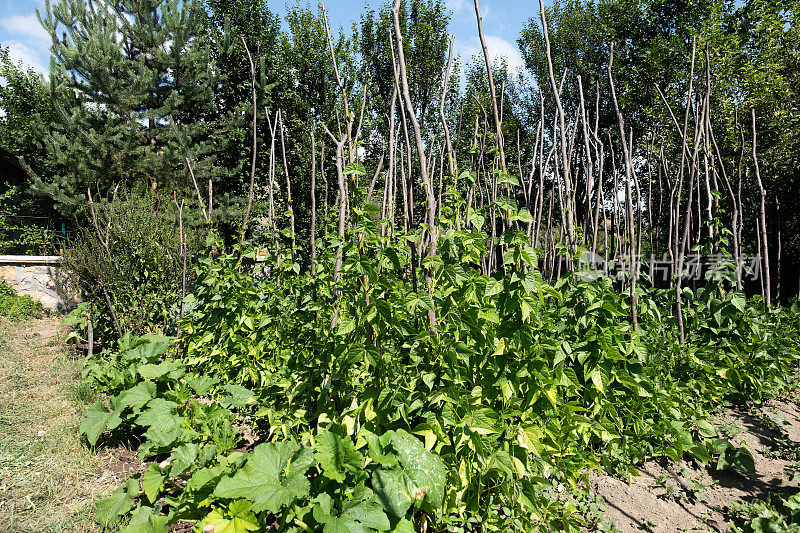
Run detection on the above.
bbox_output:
[591,394,800,531]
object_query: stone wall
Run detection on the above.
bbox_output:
[0,256,69,310]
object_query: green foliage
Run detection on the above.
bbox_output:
[358,0,452,133]
[0,185,63,255]
[76,331,450,530]
[0,48,62,254]
[0,279,44,319]
[73,214,800,531]
[213,441,312,513]
[729,492,800,532]
[42,3,800,530]
[0,46,53,175]
[61,194,201,342]
[38,0,235,207]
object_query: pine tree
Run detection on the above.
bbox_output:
[38,0,230,210]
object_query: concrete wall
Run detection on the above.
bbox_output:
[0,256,68,310]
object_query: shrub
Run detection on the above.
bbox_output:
[62,193,203,343]
[0,279,44,318]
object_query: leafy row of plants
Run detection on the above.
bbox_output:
[79,333,449,532]
[729,492,800,532]
[73,218,800,531]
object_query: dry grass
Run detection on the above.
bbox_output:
[0,317,108,532]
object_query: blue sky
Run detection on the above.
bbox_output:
[0,0,538,76]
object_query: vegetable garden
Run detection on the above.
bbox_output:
[73,226,800,532]
[1,0,800,530]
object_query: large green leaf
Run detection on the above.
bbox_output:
[138,360,183,380]
[120,505,169,533]
[119,381,157,411]
[122,336,173,362]
[96,479,138,527]
[135,398,181,431]
[390,431,447,508]
[371,468,412,520]
[372,431,447,519]
[80,400,122,446]
[198,500,260,533]
[142,464,166,503]
[313,490,390,532]
[315,429,363,483]
[214,441,312,513]
[186,374,219,395]
[169,442,199,474]
[119,516,169,533]
[220,384,257,408]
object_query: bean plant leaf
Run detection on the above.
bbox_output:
[403,292,433,314]
[485,278,504,297]
[716,441,756,474]
[344,162,367,176]
[731,292,746,312]
[336,315,357,335]
[214,441,312,513]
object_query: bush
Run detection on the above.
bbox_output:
[62,193,203,343]
[0,279,44,318]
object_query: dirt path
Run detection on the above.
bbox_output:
[591,395,800,532]
[0,317,132,532]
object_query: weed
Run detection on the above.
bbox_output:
[0,280,44,319]
[70,380,97,405]
[728,493,800,532]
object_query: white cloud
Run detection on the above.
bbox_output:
[3,40,48,75]
[482,35,523,72]
[0,14,50,47]
[0,13,50,76]
[459,34,524,73]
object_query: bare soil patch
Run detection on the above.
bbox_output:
[591,395,800,532]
